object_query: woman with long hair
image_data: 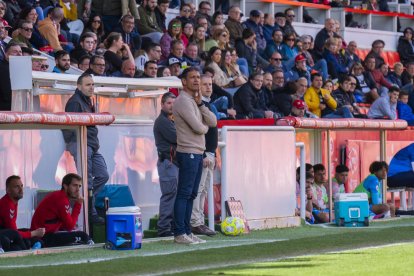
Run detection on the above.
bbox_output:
[191,24,206,53]
[160,18,182,61]
[181,21,193,48]
[103,32,134,75]
[397,27,414,66]
[221,48,247,87]
[206,46,232,88]
[82,15,105,46]
[205,27,230,51]
[212,11,224,27]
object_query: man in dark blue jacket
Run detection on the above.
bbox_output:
[63,74,109,224]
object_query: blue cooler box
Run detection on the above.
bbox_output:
[334,193,369,227]
[106,206,142,250]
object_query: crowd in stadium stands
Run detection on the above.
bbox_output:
[0,0,414,249]
[295,161,396,225]
[0,0,413,124]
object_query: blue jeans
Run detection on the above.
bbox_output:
[174,152,203,236]
[324,106,354,118]
[211,96,228,119]
[87,147,109,216]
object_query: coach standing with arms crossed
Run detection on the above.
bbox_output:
[173,67,217,244]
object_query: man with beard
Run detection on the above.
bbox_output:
[31,173,94,247]
[52,50,71,73]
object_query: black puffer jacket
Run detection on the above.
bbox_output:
[397,36,414,66]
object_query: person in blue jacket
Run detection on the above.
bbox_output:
[396,90,414,126]
[388,143,414,189]
[354,161,395,217]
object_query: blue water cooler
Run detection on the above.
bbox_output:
[335,193,370,227]
[105,206,142,250]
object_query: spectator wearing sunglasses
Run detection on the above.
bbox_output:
[284,8,299,37]
[177,4,193,26]
[10,20,34,49]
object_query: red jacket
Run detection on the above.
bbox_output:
[30,190,82,234]
[0,194,31,239]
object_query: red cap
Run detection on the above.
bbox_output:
[295,54,306,63]
[293,99,305,109]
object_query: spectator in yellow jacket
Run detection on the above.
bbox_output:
[305,74,354,118]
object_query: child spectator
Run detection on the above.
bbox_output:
[397,90,414,125]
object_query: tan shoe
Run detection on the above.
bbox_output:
[174,234,197,245]
[188,233,206,244]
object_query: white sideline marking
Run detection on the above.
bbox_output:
[143,241,414,276]
[0,238,287,269]
[314,222,414,229]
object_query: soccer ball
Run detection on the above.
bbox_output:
[221,217,245,236]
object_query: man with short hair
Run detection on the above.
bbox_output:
[183,42,201,67]
[173,67,217,244]
[38,6,65,51]
[0,175,45,249]
[272,69,285,89]
[168,40,186,66]
[85,55,107,76]
[305,73,349,118]
[138,0,163,43]
[53,50,71,73]
[284,8,298,37]
[196,16,210,38]
[265,51,285,73]
[31,173,94,247]
[10,20,34,49]
[367,86,399,120]
[0,42,22,111]
[345,41,361,69]
[63,74,109,224]
[114,14,142,57]
[312,164,330,223]
[141,60,158,78]
[330,165,349,202]
[354,161,395,217]
[242,10,266,52]
[135,42,161,71]
[264,30,283,61]
[195,1,212,23]
[234,72,274,119]
[112,60,137,78]
[191,75,217,237]
[293,77,308,100]
[225,6,243,45]
[314,18,338,57]
[365,40,386,69]
[154,92,178,237]
[155,0,169,32]
[70,32,95,63]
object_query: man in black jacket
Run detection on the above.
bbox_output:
[0,42,22,111]
[155,0,169,33]
[314,18,337,60]
[63,74,109,224]
[153,92,178,237]
[234,72,274,119]
[191,75,217,236]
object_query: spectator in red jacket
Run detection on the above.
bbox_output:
[30,173,93,247]
[0,175,45,250]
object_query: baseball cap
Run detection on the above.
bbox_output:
[295,54,306,63]
[168,57,181,66]
[293,100,305,109]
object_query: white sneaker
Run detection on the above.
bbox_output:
[174,234,197,245]
[188,233,206,244]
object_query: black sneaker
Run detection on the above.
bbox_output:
[158,231,174,237]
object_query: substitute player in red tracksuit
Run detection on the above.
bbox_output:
[31,173,93,247]
[0,175,45,251]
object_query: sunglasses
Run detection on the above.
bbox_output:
[287,14,295,17]
[172,24,181,28]
[41,64,49,69]
[221,33,228,37]
[271,58,282,61]
[286,38,295,41]
[22,27,34,32]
